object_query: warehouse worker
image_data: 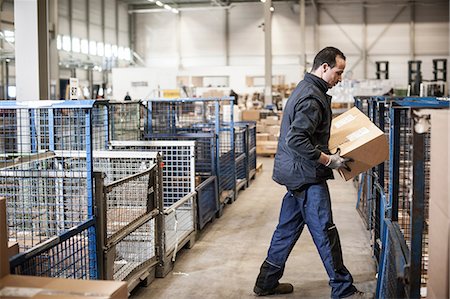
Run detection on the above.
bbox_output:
[254,47,367,298]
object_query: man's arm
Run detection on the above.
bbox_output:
[285,98,323,161]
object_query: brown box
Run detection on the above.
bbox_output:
[242,110,260,121]
[264,116,280,126]
[328,107,389,181]
[427,109,450,299]
[256,141,278,155]
[256,133,269,142]
[266,125,281,136]
[256,123,265,133]
[0,275,128,299]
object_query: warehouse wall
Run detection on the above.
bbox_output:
[134,1,449,88]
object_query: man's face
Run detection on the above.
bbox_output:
[321,56,346,88]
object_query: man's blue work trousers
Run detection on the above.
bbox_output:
[255,182,357,298]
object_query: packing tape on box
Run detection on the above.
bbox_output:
[0,287,111,298]
[333,114,355,129]
[346,127,370,142]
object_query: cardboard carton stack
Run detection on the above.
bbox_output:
[241,109,282,156]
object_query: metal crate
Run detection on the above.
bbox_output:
[376,99,449,298]
[108,101,148,141]
[0,101,106,254]
[144,98,236,203]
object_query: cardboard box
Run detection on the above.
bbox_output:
[427,109,450,299]
[0,275,128,299]
[256,133,269,142]
[256,141,278,155]
[266,125,281,136]
[263,116,280,126]
[256,123,265,133]
[242,110,260,121]
[329,107,388,180]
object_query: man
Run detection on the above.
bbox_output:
[253,47,367,298]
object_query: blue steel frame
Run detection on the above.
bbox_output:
[0,100,100,279]
[375,98,449,298]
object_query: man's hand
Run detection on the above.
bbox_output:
[325,148,353,171]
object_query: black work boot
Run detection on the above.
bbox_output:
[253,283,294,296]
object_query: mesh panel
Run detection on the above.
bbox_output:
[10,220,97,280]
[109,102,146,141]
[0,101,103,252]
[113,218,156,281]
[164,194,195,254]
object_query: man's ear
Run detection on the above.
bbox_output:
[322,63,328,73]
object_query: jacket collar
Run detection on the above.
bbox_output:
[304,73,329,94]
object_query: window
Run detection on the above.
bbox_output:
[104,43,111,58]
[81,39,89,54]
[62,35,71,51]
[97,42,104,56]
[89,41,97,55]
[72,37,80,53]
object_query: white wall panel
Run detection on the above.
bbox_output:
[135,13,177,65]
[105,28,116,44]
[119,32,129,47]
[58,0,69,18]
[89,0,102,26]
[105,0,116,29]
[90,24,103,42]
[72,0,87,22]
[118,2,129,40]
[180,10,226,57]
[59,17,70,36]
[229,3,264,56]
[73,20,87,39]
[272,3,300,56]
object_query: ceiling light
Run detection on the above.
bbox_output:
[172,8,179,13]
[147,0,154,2]
[164,4,171,9]
[270,6,274,11]
[260,0,266,2]
[155,1,163,6]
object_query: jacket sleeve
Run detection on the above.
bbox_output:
[285,97,323,161]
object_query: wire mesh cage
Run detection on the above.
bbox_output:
[144,98,236,203]
[93,151,163,287]
[108,101,147,141]
[246,121,257,180]
[0,101,107,253]
[376,98,449,298]
[108,140,213,231]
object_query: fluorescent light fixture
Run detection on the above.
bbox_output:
[270,6,274,11]
[260,0,266,3]
[172,8,179,13]
[164,4,171,10]
[147,0,154,2]
[155,1,163,6]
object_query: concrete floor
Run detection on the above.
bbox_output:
[130,157,377,299]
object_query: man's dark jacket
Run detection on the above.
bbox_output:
[272,73,334,191]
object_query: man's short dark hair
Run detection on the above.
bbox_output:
[311,47,346,71]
